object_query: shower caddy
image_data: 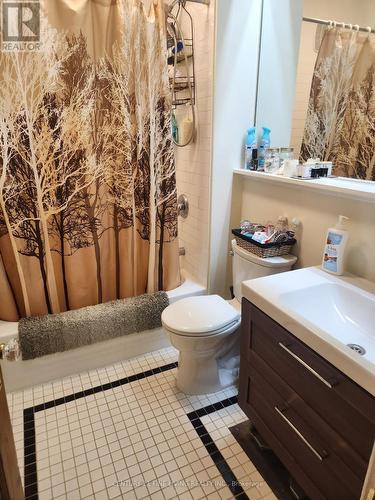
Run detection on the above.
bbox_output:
[167,0,201,146]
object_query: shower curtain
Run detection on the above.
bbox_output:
[300,28,375,180]
[0,0,181,320]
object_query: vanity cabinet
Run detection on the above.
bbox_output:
[239,299,375,500]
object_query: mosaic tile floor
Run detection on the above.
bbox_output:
[7,347,277,500]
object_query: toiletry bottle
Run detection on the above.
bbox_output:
[258,127,271,171]
[322,216,349,275]
[244,127,257,170]
[172,112,179,143]
[181,116,194,144]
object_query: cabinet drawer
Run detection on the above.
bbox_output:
[248,350,368,482]
[240,362,363,500]
[242,300,375,462]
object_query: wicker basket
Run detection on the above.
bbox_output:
[232,229,296,258]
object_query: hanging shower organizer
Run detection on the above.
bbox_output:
[167,0,209,146]
[167,1,196,108]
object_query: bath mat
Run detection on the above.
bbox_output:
[19,292,169,360]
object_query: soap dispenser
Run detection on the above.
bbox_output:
[322,215,349,275]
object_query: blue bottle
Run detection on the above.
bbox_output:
[244,127,257,170]
[258,127,271,171]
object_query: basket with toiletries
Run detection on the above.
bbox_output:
[232,218,296,257]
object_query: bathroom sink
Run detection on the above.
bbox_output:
[279,283,375,364]
[241,267,375,396]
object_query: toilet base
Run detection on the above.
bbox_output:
[176,352,239,395]
[171,326,240,395]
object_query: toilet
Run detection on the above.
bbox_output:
[161,239,297,395]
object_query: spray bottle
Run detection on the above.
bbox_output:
[244,127,257,170]
[258,127,271,171]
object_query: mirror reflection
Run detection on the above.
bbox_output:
[256,0,375,181]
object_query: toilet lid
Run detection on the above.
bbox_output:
[161,295,240,336]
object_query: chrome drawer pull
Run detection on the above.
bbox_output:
[278,342,333,389]
[274,406,327,462]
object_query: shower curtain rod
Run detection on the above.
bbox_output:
[303,16,375,34]
[169,0,209,7]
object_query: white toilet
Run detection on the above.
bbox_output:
[161,239,297,395]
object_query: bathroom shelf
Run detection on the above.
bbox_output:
[233,169,375,204]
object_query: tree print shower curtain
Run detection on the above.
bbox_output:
[301,28,375,179]
[0,0,181,320]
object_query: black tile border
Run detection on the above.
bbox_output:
[23,362,246,500]
[23,362,177,499]
[187,396,249,499]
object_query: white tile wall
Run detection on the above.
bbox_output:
[289,22,317,158]
[174,0,215,287]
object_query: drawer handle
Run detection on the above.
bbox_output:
[278,342,334,389]
[274,406,328,462]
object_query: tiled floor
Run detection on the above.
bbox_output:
[7,347,276,500]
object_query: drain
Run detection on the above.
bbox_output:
[347,344,366,356]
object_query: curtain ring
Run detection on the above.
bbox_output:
[333,20,337,28]
[348,24,352,31]
[341,22,345,29]
[366,26,372,33]
[353,24,359,31]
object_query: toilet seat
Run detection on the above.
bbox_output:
[161,295,240,337]
[164,318,241,337]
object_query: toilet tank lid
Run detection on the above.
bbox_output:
[232,239,297,268]
[161,295,240,334]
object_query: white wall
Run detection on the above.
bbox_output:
[174,0,215,287]
[187,0,375,295]
[227,0,375,291]
[209,0,263,297]
[239,178,375,282]
[255,0,303,148]
[303,0,375,24]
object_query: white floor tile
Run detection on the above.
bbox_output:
[10,346,275,500]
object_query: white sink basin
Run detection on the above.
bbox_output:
[242,267,375,396]
[279,283,375,365]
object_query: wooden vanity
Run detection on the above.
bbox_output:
[239,299,375,500]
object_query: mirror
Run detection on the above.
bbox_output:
[255,0,375,181]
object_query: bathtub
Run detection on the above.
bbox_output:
[0,277,206,392]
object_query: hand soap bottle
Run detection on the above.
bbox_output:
[322,215,349,275]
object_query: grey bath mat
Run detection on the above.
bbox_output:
[19,292,169,360]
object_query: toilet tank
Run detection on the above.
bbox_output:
[231,239,297,302]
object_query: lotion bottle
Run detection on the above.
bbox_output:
[322,215,349,275]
